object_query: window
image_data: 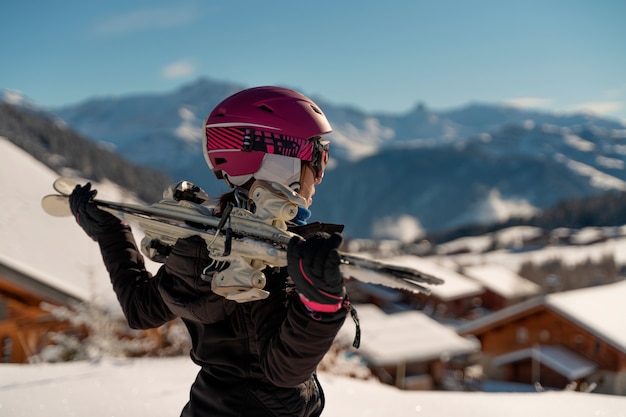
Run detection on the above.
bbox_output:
[1,336,12,363]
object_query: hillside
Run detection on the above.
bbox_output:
[0,102,172,203]
[429,189,626,244]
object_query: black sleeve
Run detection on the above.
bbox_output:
[97,226,176,329]
[251,271,347,387]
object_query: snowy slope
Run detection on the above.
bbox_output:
[1,357,625,417]
[0,136,161,313]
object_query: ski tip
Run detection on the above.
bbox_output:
[53,177,80,196]
[41,194,73,217]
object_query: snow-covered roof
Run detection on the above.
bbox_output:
[546,280,626,352]
[0,252,88,303]
[386,255,484,301]
[338,304,479,366]
[458,280,626,354]
[0,136,161,314]
[493,345,597,380]
[457,296,546,336]
[462,263,541,299]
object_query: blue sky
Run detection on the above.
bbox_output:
[2,0,625,123]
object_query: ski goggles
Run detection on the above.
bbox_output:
[206,126,330,182]
[308,136,330,184]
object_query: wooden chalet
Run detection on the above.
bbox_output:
[0,137,187,364]
[0,255,86,363]
[457,280,626,395]
[0,253,184,363]
[338,304,481,391]
[355,255,486,320]
[461,263,541,311]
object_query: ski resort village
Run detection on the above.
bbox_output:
[3,0,626,412]
[2,110,626,415]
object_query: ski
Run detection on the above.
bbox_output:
[42,177,443,301]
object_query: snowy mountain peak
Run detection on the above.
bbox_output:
[2,88,43,112]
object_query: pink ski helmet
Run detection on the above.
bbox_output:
[202,86,332,187]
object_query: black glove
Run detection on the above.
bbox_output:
[287,232,346,313]
[69,183,123,240]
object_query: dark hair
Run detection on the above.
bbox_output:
[215,190,237,217]
[214,178,255,217]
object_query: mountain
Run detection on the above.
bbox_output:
[47,78,244,198]
[6,78,626,239]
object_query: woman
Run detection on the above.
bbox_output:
[69,86,351,416]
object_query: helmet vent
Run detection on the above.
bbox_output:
[258,105,274,114]
[310,105,322,115]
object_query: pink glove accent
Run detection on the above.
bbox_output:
[296,259,344,313]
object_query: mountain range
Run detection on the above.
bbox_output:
[4,78,626,239]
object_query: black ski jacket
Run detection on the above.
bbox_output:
[97,226,347,417]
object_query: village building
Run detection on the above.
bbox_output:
[375,255,485,320]
[0,254,86,362]
[461,263,541,311]
[0,137,171,363]
[457,280,626,395]
[338,304,481,390]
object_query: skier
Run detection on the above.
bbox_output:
[68,86,351,417]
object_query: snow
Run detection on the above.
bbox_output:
[0,136,161,314]
[433,226,626,270]
[336,304,479,366]
[437,233,494,254]
[559,156,626,191]
[175,106,202,145]
[479,189,539,223]
[3,137,626,415]
[493,346,597,381]
[564,133,595,152]
[371,214,425,243]
[1,357,626,417]
[463,263,541,298]
[386,255,484,301]
[495,225,544,247]
[547,280,626,352]
[432,228,626,352]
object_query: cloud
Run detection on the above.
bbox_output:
[504,97,555,109]
[568,86,626,122]
[505,89,626,123]
[371,215,425,243]
[161,59,195,79]
[571,101,623,117]
[92,5,198,36]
